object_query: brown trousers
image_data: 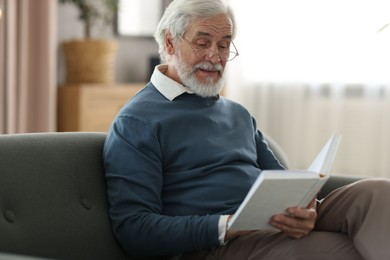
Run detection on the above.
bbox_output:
[180,178,390,260]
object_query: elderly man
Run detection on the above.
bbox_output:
[103,0,390,259]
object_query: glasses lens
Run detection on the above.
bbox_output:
[200,50,237,62]
[227,51,237,61]
[190,43,238,62]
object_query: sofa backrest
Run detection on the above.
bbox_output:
[0,132,130,260]
[0,132,291,260]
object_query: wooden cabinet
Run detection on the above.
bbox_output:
[57,83,145,132]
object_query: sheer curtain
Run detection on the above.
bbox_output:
[0,0,57,134]
[227,0,390,177]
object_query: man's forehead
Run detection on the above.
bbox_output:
[185,15,233,39]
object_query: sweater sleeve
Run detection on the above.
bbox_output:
[252,119,285,170]
[103,115,221,257]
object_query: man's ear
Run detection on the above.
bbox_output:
[165,32,175,55]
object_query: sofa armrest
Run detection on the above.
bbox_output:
[318,175,363,199]
[263,134,290,169]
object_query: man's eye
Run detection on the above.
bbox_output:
[218,42,230,49]
[195,43,209,48]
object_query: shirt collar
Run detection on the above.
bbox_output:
[150,64,193,101]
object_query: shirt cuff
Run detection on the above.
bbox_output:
[218,215,230,245]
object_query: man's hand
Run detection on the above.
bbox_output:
[270,198,317,239]
[225,215,253,241]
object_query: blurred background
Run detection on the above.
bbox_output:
[1,0,390,178]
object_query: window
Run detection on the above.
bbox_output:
[117,0,163,37]
[230,0,390,83]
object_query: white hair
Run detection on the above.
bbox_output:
[154,0,236,62]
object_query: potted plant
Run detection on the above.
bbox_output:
[59,0,119,84]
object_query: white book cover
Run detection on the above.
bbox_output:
[227,135,342,231]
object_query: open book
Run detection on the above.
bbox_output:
[227,135,342,231]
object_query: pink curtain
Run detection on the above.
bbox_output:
[0,0,57,133]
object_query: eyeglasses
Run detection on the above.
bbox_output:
[179,36,239,62]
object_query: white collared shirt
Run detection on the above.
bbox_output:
[150,64,193,101]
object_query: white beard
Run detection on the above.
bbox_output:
[173,51,225,98]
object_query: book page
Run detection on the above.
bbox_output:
[308,135,342,175]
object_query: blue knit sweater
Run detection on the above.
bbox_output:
[103,83,284,257]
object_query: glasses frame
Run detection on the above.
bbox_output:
[179,36,239,62]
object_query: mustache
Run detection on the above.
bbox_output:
[193,62,223,73]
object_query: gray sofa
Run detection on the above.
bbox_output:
[0,132,361,260]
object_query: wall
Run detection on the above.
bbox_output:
[57,2,162,85]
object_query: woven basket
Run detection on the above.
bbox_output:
[62,39,117,84]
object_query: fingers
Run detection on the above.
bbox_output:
[271,220,310,239]
[270,216,311,238]
[307,197,317,209]
[225,229,254,241]
[288,207,317,221]
[270,207,317,239]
